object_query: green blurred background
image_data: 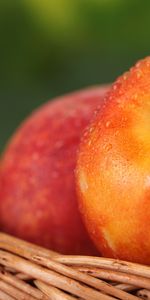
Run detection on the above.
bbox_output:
[0,0,150,151]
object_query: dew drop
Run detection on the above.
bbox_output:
[115,130,119,136]
[113,84,117,90]
[88,140,92,146]
[123,73,128,81]
[83,130,88,137]
[105,121,111,128]
[105,144,112,151]
[89,126,94,133]
[136,61,141,68]
[146,61,150,68]
[136,71,142,79]
[79,171,88,193]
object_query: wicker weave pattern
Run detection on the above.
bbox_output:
[0,233,149,299]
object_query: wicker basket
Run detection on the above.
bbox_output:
[0,233,150,299]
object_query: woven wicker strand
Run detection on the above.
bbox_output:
[0,233,150,299]
[0,268,46,299]
[0,289,15,300]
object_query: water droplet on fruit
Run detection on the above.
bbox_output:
[113,84,117,90]
[94,110,98,116]
[116,98,122,104]
[88,140,92,146]
[118,90,123,96]
[115,130,119,136]
[105,121,111,128]
[123,72,128,81]
[79,171,88,193]
[91,228,96,236]
[136,71,142,79]
[136,61,141,68]
[105,144,112,151]
[83,130,88,137]
[89,126,94,133]
[146,61,150,67]
[121,116,127,124]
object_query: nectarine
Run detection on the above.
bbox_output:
[0,85,109,255]
[76,57,150,264]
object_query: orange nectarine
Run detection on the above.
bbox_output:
[76,57,150,264]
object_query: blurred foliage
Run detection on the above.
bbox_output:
[0,0,150,151]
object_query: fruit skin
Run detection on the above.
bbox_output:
[0,85,110,255]
[76,57,150,264]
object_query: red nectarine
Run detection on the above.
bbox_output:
[0,85,109,255]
